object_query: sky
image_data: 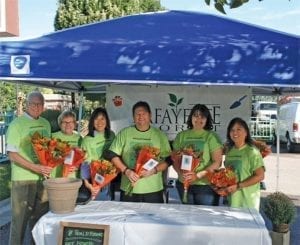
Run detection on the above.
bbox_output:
[1,0,300,41]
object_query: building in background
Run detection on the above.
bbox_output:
[44,94,72,111]
[0,0,19,37]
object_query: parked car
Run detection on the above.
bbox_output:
[277,100,300,152]
[252,101,277,121]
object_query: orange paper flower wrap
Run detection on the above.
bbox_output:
[207,166,237,196]
[134,146,160,175]
[90,160,118,189]
[31,132,72,168]
[62,147,86,177]
[253,140,272,158]
[171,146,202,203]
[125,145,160,195]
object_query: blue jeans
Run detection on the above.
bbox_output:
[176,180,219,206]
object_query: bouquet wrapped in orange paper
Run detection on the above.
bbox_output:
[90,160,118,189]
[31,132,72,168]
[171,145,202,203]
[253,140,272,158]
[125,145,160,195]
[207,166,237,196]
[62,147,86,177]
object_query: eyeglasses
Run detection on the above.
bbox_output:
[61,121,75,125]
[29,102,44,107]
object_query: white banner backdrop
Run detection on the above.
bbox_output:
[106,85,252,141]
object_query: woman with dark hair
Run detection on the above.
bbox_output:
[172,104,223,206]
[81,107,115,199]
[105,101,171,203]
[223,117,265,211]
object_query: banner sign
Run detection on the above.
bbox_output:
[107,85,252,141]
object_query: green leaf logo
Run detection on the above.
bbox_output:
[168,93,183,107]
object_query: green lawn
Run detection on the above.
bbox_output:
[0,161,11,201]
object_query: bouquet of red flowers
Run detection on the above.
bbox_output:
[31,132,72,168]
[207,166,237,196]
[253,140,272,158]
[90,160,118,189]
[62,147,86,177]
[171,145,202,203]
[125,145,160,195]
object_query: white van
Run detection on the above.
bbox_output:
[278,100,300,152]
[253,101,277,121]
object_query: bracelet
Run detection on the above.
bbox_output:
[154,167,158,174]
[237,182,242,190]
[123,167,129,174]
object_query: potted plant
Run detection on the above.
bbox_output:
[262,192,297,245]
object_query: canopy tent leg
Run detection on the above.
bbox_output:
[276,93,280,191]
[77,91,84,133]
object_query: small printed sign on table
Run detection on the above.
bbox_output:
[58,222,109,245]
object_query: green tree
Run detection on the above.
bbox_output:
[54,0,164,31]
[0,82,51,115]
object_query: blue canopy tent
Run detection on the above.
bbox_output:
[0,11,299,191]
[0,10,299,94]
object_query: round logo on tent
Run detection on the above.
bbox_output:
[13,56,27,69]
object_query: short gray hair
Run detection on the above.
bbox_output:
[26,91,44,105]
[57,110,76,125]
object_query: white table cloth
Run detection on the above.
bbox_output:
[32,201,271,245]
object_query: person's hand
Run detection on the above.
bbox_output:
[125,169,140,183]
[225,183,239,194]
[36,165,53,178]
[139,167,157,177]
[91,185,101,200]
[183,171,197,184]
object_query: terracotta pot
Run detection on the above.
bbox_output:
[43,177,82,214]
[273,223,289,233]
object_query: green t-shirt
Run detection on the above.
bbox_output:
[224,144,264,210]
[172,129,223,185]
[109,126,171,194]
[81,131,115,162]
[51,131,82,178]
[6,115,51,181]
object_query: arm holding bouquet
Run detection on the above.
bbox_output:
[222,117,266,210]
[8,151,53,178]
[225,167,264,194]
[171,104,223,205]
[106,101,171,203]
[80,107,115,200]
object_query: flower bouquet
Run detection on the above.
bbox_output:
[207,166,237,196]
[62,147,86,177]
[125,145,160,195]
[171,145,202,203]
[31,131,72,168]
[90,159,118,190]
[253,140,272,158]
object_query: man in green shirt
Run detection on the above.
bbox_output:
[105,101,171,203]
[6,91,51,245]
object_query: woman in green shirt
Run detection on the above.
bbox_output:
[172,104,223,206]
[224,117,265,211]
[81,107,115,199]
[52,110,82,178]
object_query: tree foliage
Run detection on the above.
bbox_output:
[0,82,51,115]
[54,0,164,30]
[205,0,252,14]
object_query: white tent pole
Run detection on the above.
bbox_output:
[276,93,280,191]
[77,91,84,133]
